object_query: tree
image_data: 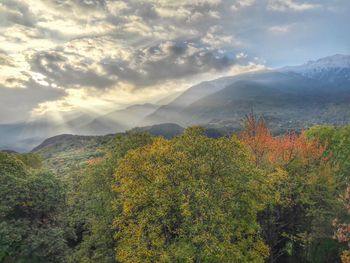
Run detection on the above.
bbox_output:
[67,132,153,263]
[306,125,350,186]
[114,127,279,263]
[239,113,274,167]
[0,152,67,263]
[333,186,350,263]
[240,114,340,263]
[15,153,43,170]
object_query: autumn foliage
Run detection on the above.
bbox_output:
[240,113,337,262]
[239,113,326,166]
[113,127,274,262]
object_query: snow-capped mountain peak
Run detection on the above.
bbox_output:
[279,54,350,82]
[303,54,350,69]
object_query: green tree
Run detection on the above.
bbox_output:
[306,125,350,186]
[15,153,43,169]
[67,132,153,263]
[0,152,67,263]
[114,127,279,263]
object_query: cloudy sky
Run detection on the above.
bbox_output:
[0,0,349,123]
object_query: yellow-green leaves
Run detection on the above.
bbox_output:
[114,128,274,262]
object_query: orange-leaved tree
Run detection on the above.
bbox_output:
[239,113,339,262]
[239,113,326,168]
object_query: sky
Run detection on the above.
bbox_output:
[0,0,349,123]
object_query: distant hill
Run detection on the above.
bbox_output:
[31,123,187,174]
[0,112,97,152]
[32,133,116,175]
[0,149,18,154]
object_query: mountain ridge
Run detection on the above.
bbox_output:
[144,54,350,131]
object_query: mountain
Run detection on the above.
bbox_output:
[281,54,350,84]
[80,103,159,135]
[144,54,350,132]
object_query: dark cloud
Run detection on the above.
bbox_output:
[102,41,236,86]
[45,0,107,10]
[31,51,114,89]
[134,2,159,20]
[0,81,66,123]
[0,0,36,27]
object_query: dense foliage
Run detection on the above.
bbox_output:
[114,127,279,262]
[0,152,67,263]
[240,115,341,262]
[66,132,153,263]
[2,120,350,262]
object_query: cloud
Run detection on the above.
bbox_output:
[31,50,114,89]
[101,40,238,86]
[0,0,36,27]
[231,0,256,11]
[0,80,66,123]
[0,50,30,88]
[268,0,320,12]
[269,24,294,33]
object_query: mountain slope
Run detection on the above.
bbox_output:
[144,54,350,131]
[81,103,159,135]
[143,75,255,125]
[32,134,115,175]
[183,71,350,131]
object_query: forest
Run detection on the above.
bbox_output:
[1,115,350,263]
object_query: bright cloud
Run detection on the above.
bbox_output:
[268,0,320,12]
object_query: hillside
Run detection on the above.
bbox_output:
[32,134,116,175]
[143,75,253,125]
[0,105,158,152]
[0,112,97,152]
[32,123,187,174]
